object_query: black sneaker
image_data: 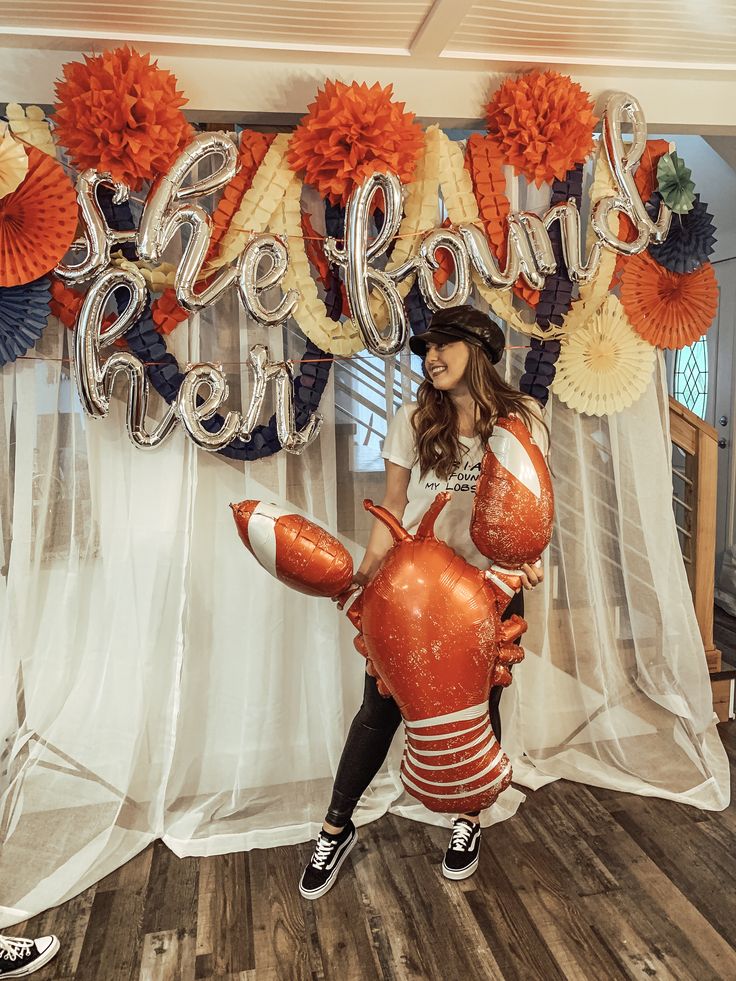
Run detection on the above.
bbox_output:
[0,935,60,977]
[298,821,357,900]
[442,818,481,880]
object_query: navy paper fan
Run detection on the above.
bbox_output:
[0,275,52,366]
[649,193,717,275]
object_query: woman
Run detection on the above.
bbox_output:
[299,305,549,900]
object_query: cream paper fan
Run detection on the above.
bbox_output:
[0,129,29,200]
[551,295,656,416]
[6,104,56,158]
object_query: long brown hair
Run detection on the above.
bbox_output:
[412,344,546,480]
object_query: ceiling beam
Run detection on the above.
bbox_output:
[410,0,475,59]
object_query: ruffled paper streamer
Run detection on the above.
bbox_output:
[208,130,276,265]
[151,288,189,335]
[519,337,561,408]
[0,275,51,365]
[111,253,176,292]
[610,139,671,289]
[536,164,584,330]
[438,131,612,339]
[518,167,583,405]
[620,252,719,350]
[270,126,440,356]
[464,134,539,307]
[552,295,656,416]
[208,133,296,271]
[648,193,716,275]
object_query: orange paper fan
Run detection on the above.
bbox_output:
[619,252,719,350]
[0,145,78,287]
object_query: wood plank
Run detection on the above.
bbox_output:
[712,679,733,721]
[669,410,697,455]
[249,842,317,980]
[593,794,736,965]
[74,888,143,981]
[194,851,254,977]
[8,880,98,980]
[139,929,196,981]
[6,745,736,981]
[352,815,507,980]
[694,429,718,653]
[492,819,638,980]
[304,835,384,981]
[141,841,199,936]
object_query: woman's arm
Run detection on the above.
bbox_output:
[353,461,411,584]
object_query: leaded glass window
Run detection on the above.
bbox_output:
[673,337,708,420]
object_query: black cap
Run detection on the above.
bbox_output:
[408,305,505,365]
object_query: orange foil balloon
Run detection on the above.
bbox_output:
[471,416,554,581]
[231,500,354,598]
[347,494,527,815]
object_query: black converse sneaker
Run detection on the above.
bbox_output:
[0,934,60,977]
[299,821,357,900]
[442,818,481,880]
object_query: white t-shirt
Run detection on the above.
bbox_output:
[381,401,548,570]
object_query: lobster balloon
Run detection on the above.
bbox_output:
[346,493,527,815]
[231,500,354,598]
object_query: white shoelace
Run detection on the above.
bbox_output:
[450,821,476,851]
[0,935,34,961]
[311,833,338,870]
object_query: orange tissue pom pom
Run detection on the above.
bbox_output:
[53,45,193,191]
[486,70,597,187]
[288,80,424,206]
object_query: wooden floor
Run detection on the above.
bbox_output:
[11,721,736,981]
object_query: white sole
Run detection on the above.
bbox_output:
[442,842,481,881]
[2,936,60,977]
[299,831,357,900]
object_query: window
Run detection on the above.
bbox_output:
[673,337,708,420]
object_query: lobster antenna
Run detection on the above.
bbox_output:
[416,492,451,539]
[363,499,410,542]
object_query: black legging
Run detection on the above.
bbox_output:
[326,590,524,827]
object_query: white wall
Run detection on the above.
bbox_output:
[2,45,736,132]
[654,135,736,263]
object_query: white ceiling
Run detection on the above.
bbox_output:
[0,0,734,72]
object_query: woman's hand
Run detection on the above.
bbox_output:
[332,570,370,609]
[519,560,544,591]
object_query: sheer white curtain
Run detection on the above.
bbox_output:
[1,235,730,929]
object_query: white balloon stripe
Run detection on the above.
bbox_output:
[401,760,511,801]
[403,700,489,730]
[404,735,497,772]
[404,717,488,743]
[246,502,283,579]
[402,746,506,788]
[499,427,542,499]
[406,724,494,757]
